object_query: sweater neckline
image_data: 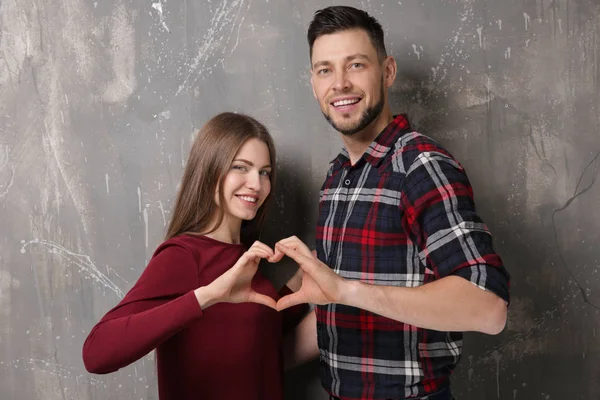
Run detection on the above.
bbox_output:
[182,233,246,248]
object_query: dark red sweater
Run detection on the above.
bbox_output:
[83,235,304,400]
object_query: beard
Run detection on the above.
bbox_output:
[322,78,385,136]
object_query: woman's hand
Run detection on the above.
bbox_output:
[272,237,346,311]
[194,241,277,310]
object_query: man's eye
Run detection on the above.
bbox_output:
[350,63,363,69]
[318,68,330,75]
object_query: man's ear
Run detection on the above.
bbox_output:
[383,56,397,88]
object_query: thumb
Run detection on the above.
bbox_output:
[247,292,277,310]
[276,291,306,311]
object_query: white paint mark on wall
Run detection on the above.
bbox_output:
[493,350,502,398]
[558,18,563,34]
[0,145,15,198]
[151,1,170,33]
[229,5,248,56]
[0,270,21,316]
[0,0,39,85]
[497,19,502,31]
[1,357,111,389]
[412,44,423,60]
[42,97,92,235]
[143,207,149,248]
[105,173,110,194]
[476,26,483,48]
[103,4,138,103]
[505,47,511,59]
[181,137,186,168]
[175,0,251,95]
[158,201,166,227]
[426,1,473,87]
[20,239,124,298]
[137,186,142,212]
[524,12,531,32]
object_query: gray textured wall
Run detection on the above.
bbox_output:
[1,0,599,399]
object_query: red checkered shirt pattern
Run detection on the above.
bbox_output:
[314,115,510,400]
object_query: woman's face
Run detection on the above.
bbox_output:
[216,138,272,224]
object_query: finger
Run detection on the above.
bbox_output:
[275,237,312,257]
[247,292,277,310]
[237,249,268,268]
[276,291,306,311]
[250,241,274,257]
[270,237,303,262]
[275,243,317,272]
[246,246,273,258]
[268,248,285,263]
[276,236,300,247]
[311,250,317,258]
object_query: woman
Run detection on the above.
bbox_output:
[82,112,305,400]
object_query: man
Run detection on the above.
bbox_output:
[274,5,510,400]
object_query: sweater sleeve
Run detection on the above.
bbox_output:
[82,243,204,374]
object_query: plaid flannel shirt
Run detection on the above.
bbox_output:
[315,115,510,400]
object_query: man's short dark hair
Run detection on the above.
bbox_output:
[307,6,387,62]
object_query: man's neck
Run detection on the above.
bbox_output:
[341,107,394,165]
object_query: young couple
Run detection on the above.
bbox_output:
[83,6,510,400]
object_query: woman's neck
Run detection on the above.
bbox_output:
[203,215,241,244]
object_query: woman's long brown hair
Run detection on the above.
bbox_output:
[165,112,276,245]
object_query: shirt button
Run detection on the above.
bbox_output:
[344,179,351,185]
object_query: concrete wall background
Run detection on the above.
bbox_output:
[1,0,599,399]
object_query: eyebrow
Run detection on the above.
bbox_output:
[233,158,272,169]
[312,53,371,70]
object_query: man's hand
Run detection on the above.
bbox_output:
[268,235,314,262]
[195,241,277,310]
[272,237,347,311]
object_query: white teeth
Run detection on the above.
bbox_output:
[333,98,360,107]
[238,196,257,203]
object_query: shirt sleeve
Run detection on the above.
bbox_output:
[82,243,204,374]
[401,151,510,303]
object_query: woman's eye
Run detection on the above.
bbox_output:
[259,170,271,177]
[232,165,247,171]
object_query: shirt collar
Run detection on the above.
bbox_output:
[331,114,412,169]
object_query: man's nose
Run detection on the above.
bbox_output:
[332,70,351,91]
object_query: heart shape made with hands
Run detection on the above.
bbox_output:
[204,237,345,312]
[263,238,345,311]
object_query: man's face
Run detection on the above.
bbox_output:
[310,29,388,136]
